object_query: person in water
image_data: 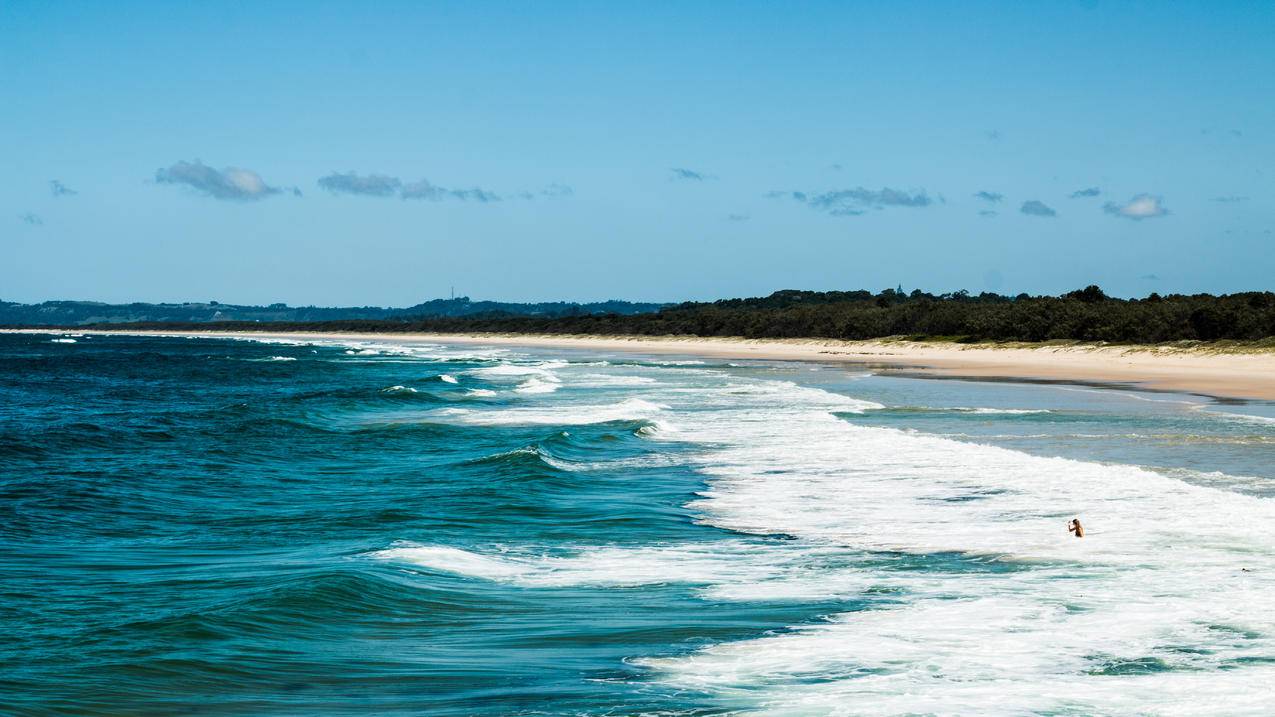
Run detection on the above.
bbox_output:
[1067,518,1085,538]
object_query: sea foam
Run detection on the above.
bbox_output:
[629,376,1275,713]
[376,357,1275,714]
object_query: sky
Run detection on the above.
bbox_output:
[3,1,1273,306]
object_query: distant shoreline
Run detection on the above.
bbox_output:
[10,328,1275,402]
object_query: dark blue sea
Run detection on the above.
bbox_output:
[3,332,1274,716]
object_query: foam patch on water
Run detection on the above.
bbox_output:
[469,361,566,379]
[1207,409,1275,426]
[232,337,509,363]
[571,374,659,387]
[950,406,1049,414]
[433,398,668,426]
[514,377,561,394]
[382,385,417,394]
[375,542,789,588]
[50,338,77,343]
[439,374,459,384]
[466,361,567,395]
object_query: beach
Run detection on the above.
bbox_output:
[17,330,1275,401]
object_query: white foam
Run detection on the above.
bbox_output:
[229,336,307,346]
[569,373,659,388]
[382,385,417,394]
[629,376,1275,713]
[471,364,546,377]
[375,542,787,588]
[433,398,667,426]
[376,358,1275,713]
[439,374,459,384]
[230,336,508,362]
[50,338,77,343]
[950,406,1050,414]
[469,361,566,379]
[514,377,561,394]
[636,419,679,437]
[1206,409,1275,426]
[465,388,498,397]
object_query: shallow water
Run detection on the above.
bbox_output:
[2,333,1273,715]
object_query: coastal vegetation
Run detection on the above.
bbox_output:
[19,286,1275,344]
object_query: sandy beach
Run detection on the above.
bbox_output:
[15,329,1275,402]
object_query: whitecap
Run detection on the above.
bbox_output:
[374,542,786,588]
[514,377,561,394]
[570,373,658,387]
[434,398,667,426]
[948,406,1050,414]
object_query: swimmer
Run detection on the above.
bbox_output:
[1067,518,1085,538]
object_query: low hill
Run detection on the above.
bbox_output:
[0,297,667,326]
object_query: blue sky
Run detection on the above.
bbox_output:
[3,1,1272,305]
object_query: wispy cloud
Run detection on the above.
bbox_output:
[538,183,574,198]
[1069,187,1101,198]
[50,180,78,197]
[1103,194,1169,220]
[20,212,43,225]
[1201,128,1244,139]
[974,191,1003,203]
[770,186,933,217]
[979,210,998,218]
[317,171,402,197]
[401,179,501,202]
[1211,195,1249,203]
[1020,200,1057,217]
[670,167,715,181]
[314,171,536,203]
[156,160,282,201]
[516,184,575,200]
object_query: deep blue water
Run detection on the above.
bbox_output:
[3,332,1273,716]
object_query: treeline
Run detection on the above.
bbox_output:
[46,286,1275,343]
[0,296,666,326]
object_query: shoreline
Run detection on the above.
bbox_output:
[9,329,1275,402]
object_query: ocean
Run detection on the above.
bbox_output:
[2,331,1273,716]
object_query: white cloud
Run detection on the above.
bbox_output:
[1103,194,1169,220]
[156,160,282,201]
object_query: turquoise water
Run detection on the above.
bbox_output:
[2,332,1274,716]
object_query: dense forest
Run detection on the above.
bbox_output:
[24,286,1275,344]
